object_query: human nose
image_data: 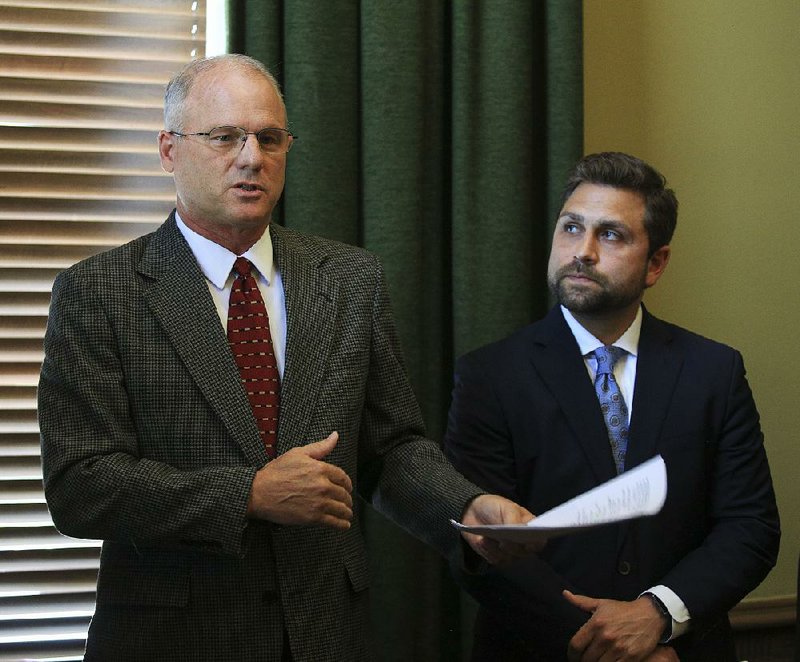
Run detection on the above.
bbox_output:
[235,133,264,167]
[574,234,598,264]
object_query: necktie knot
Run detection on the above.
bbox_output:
[594,345,625,376]
[233,257,253,279]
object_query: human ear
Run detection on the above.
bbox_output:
[157,130,176,174]
[645,245,671,288]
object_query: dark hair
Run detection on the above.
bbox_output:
[560,152,678,255]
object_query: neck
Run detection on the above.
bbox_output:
[570,302,641,346]
[177,208,269,255]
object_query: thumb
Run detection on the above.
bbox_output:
[563,590,599,613]
[304,431,339,459]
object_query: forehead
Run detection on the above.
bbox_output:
[183,65,286,127]
[561,183,646,230]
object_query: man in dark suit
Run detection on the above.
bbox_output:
[37,54,536,661]
[445,152,780,662]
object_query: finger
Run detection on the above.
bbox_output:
[568,623,592,660]
[318,511,352,530]
[304,431,339,460]
[569,619,612,662]
[318,496,353,525]
[494,499,535,525]
[563,590,599,612]
[588,639,621,662]
[462,532,496,564]
[576,621,625,662]
[515,506,536,523]
[318,478,354,510]
[473,536,508,565]
[300,433,354,494]
[320,462,353,494]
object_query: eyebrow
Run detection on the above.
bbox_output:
[595,219,628,232]
[559,212,627,229]
[557,213,632,241]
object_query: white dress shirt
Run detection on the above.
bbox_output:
[560,305,690,640]
[175,213,287,378]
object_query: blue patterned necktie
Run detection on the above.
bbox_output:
[593,346,629,474]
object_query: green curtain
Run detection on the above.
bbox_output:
[228,2,582,659]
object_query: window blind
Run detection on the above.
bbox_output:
[0,1,205,658]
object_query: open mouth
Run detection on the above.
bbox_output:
[236,183,260,192]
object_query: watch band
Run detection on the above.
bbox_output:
[644,591,672,643]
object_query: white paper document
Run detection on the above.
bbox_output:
[451,455,667,543]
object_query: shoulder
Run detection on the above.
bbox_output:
[270,223,379,275]
[455,320,545,382]
[54,229,158,289]
[642,312,747,387]
[459,306,566,366]
[644,311,742,360]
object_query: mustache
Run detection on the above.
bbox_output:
[555,261,605,284]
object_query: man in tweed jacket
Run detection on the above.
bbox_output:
[38,54,535,661]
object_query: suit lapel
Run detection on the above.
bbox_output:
[270,223,338,453]
[614,309,682,546]
[138,215,268,467]
[626,309,683,469]
[529,308,618,484]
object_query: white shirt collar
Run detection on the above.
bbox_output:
[560,305,642,358]
[174,212,276,288]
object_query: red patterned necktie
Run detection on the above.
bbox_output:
[227,257,280,458]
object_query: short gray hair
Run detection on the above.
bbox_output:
[163,54,285,131]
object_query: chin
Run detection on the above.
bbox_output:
[227,209,273,227]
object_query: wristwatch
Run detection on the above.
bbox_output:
[643,591,672,643]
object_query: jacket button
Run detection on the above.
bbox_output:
[618,560,631,575]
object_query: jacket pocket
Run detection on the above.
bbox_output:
[342,536,370,593]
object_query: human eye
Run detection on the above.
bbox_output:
[207,127,240,145]
[257,129,283,150]
[599,227,624,241]
[561,221,581,234]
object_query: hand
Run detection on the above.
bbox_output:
[247,431,353,529]
[460,494,544,564]
[643,646,679,662]
[564,591,665,662]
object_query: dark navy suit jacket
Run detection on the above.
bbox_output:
[445,306,780,661]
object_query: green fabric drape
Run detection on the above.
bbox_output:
[228,2,582,659]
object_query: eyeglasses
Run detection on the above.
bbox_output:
[168,126,297,153]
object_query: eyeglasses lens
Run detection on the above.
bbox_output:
[206,127,290,153]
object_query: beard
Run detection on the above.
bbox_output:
[547,261,647,315]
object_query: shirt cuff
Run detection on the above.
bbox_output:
[641,585,691,641]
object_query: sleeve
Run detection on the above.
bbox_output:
[641,585,690,641]
[38,268,257,558]
[353,257,485,563]
[443,351,590,656]
[659,350,780,619]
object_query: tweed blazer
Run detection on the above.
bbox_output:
[445,306,780,661]
[39,214,483,661]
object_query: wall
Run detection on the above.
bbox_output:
[584,0,799,602]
